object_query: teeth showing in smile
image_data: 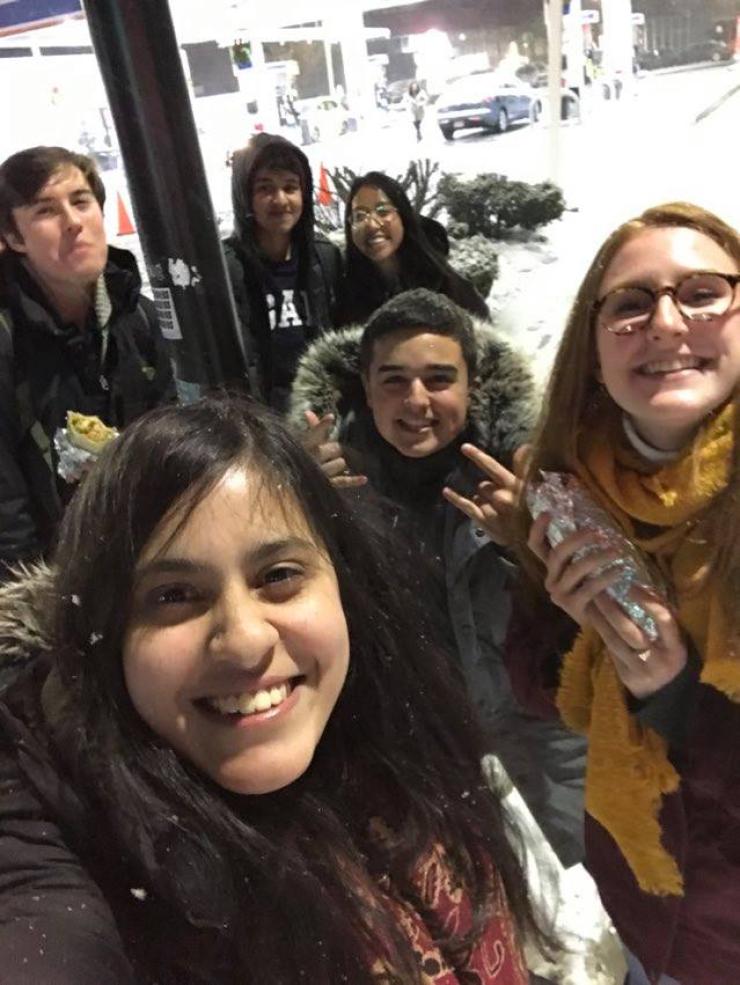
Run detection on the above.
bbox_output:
[205,682,291,717]
[400,422,433,432]
[639,356,702,375]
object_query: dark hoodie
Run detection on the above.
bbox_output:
[0,246,174,572]
[223,133,342,412]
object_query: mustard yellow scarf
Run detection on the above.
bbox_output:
[556,401,737,896]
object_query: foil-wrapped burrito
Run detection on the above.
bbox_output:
[527,471,664,642]
[53,411,119,484]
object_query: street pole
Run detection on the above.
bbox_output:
[82,0,249,401]
[329,5,376,125]
[563,0,585,98]
[324,37,336,96]
[544,0,564,184]
[601,0,634,85]
[248,35,281,133]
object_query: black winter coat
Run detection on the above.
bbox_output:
[290,322,587,867]
[223,234,341,406]
[0,247,174,572]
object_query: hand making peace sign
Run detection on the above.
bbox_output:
[442,443,531,547]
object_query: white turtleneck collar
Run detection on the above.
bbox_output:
[622,414,683,463]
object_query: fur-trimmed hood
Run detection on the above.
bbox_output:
[0,562,54,688]
[289,316,538,461]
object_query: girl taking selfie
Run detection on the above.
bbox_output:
[0,397,546,985]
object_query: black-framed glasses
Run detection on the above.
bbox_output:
[594,271,740,336]
[349,203,398,228]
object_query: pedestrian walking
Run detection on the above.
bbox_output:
[406,81,428,142]
[336,171,488,325]
[0,396,546,984]
[509,202,739,984]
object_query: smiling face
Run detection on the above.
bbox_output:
[595,226,740,450]
[123,468,349,796]
[251,167,303,241]
[350,184,404,273]
[363,329,470,457]
[6,165,108,292]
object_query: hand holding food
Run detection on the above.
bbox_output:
[527,470,664,641]
[54,412,119,483]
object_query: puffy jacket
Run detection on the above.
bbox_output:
[290,320,587,866]
[0,247,174,572]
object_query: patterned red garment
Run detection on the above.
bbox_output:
[371,836,529,984]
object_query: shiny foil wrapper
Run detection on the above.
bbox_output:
[527,471,662,642]
[53,428,101,484]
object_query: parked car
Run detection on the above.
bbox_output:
[637,40,733,70]
[296,97,351,142]
[515,61,548,88]
[436,72,540,141]
[674,40,733,65]
[634,48,669,71]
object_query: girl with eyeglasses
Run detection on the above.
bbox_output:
[507,202,739,984]
[0,397,549,985]
[336,171,490,326]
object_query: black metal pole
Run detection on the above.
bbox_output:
[82,0,249,399]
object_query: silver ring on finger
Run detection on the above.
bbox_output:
[632,648,651,663]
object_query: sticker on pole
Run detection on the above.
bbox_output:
[152,287,183,340]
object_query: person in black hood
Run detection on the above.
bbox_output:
[223,133,342,411]
[0,145,174,578]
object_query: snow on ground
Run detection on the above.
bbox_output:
[484,208,595,387]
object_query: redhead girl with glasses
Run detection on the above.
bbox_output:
[507,202,739,985]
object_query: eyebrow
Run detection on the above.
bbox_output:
[604,269,734,293]
[376,363,459,373]
[134,536,318,581]
[30,188,93,205]
[254,177,299,187]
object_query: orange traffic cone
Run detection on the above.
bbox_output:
[317,163,333,206]
[116,192,135,236]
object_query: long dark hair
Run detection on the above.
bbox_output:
[49,396,544,984]
[340,171,487,324]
